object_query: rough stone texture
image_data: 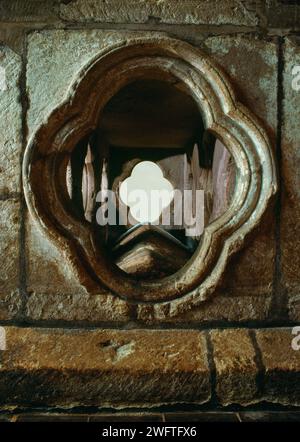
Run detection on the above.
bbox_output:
[5,410,300,422]
[26,29,167,136]
[281,37,300,316]
[238,411,300,422]
[0,0,59,22]
[0,45,22,194]
[288,294,300,322]
[26,214,131,323]
[256,328,300,406]
[0,199,22,320]
[0,327,210,407]
[203,35,278,164]
[0,25,24,55]
[1,0,299,31]
[59,0,259,26]
[137,293,272,324]
[266,1,300,30]
[15,412,162,422]
[210,329,258,405]
[26,30,278,320]
[203,35,277,297]
[211,329,258,406]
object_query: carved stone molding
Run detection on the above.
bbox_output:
[23,36,277,306]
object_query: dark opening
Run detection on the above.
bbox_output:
[67,79,235,279]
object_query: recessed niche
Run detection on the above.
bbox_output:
[66,79,235,280]
[24,37,276,304]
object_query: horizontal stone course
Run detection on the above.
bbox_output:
[0,0,299,30]
[4,411,300,422]
[58,0,259,26]
[0,327,299,408]
[0,327,210,407]
[137,293,272,324]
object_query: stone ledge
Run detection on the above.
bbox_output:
[2,410,300,422]
[0,327,210,408]
[0,327,299,408]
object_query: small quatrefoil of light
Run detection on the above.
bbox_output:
[119,161,174,224]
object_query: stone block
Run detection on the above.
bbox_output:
[203,35,277,297]
[281,37,300,296]
[27,29,165,136]
[26,214,131,323]
[256,328,300,406]
[137,293,272,324]
[0,327,210,407]
[0,46,22,194]
[0,199,22,320]
[210,329,258,405]
[59,0,259,26]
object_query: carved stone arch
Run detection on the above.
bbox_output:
[23,37,277,305]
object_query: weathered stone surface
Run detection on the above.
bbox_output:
[0,199,22,320]
[266,1,300,30]
[281,37,300,298]
[26,292,132,324]
[0,25,24,55]
[26,30,277,310]
[26,214,131,323]
[165,411,239,422]
[256,328,300,406]
[0,327,210,407]
[137,293,272,324]
[15,413,162,422]
[16,414,88,422]
[211,329,258,405]
[203,35,277,296]
[59,0,259,26]
[239,411,300,422]
[0,0,59,22]
[27,29,165,136]
[0,46,22,194]
[10,410,300,422]
[204,35,278,151]
[288,294,300,322]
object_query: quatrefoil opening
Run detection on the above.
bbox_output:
[23,36,277,307]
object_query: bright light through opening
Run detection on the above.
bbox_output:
[119,161,174,224]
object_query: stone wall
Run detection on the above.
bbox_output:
[0,0,299,412]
